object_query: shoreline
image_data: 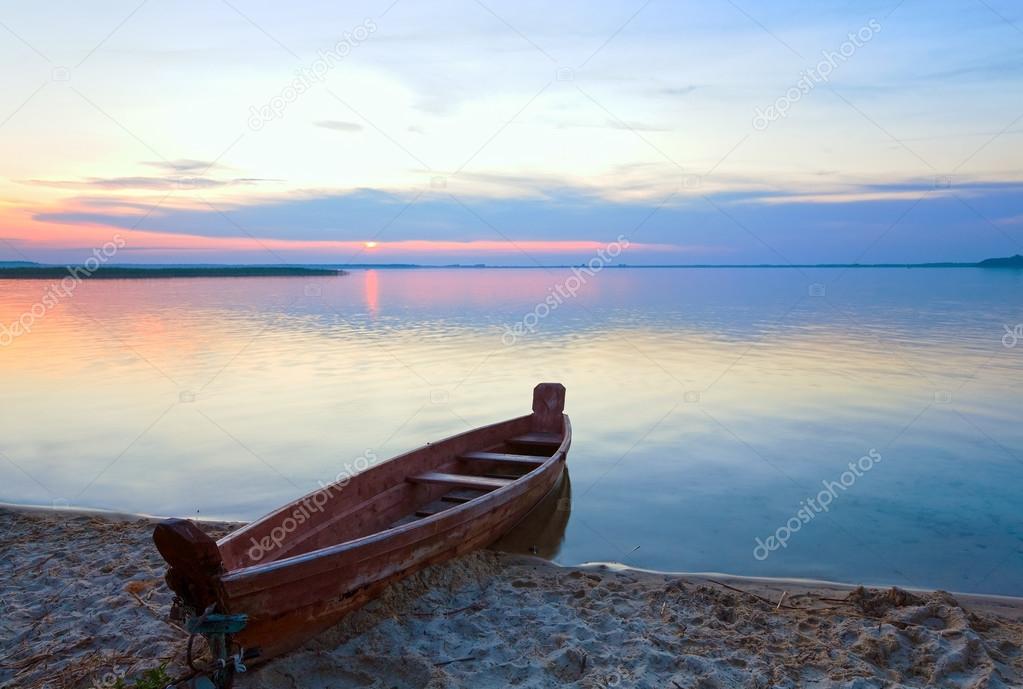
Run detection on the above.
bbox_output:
[5,506,1023,688]
[579,563,1023,624]
[4,502,1020,609]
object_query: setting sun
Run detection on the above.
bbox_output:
[364,241,378,249]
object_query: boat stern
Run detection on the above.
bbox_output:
[152,518,226,613]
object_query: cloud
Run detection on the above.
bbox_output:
[24,179,1023,264]
[315,120,364,132]
[142,159,221,174]
[555,119,671,133]
[22,176,276,191]
[605,119,671,133]
[743,180,1023,205]
[18,159,277,191]
[657,85,699,96]
[915,55,1023,84]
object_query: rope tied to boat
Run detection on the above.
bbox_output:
[163,602,255,689]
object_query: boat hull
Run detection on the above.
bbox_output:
[224,441,567,660]
[154,383,572,664]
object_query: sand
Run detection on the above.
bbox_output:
[0,508,235,689]
[2,508,1022,689]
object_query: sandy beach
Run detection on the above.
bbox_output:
[3,507,1022,689]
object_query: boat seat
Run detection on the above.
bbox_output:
[507,432,561,448]
[408,472,513,491]
[459,451,545,467]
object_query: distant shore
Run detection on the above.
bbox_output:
[0,254,1020,276]
[4,506,1022,688]
[0,265,345,279]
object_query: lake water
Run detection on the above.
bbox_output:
[1,267,1021,596]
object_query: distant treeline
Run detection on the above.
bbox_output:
[0,265,345,279]
[976,255,1023,268]
[1,255,1021,273]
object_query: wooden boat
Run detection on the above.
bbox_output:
[153,383,570,663]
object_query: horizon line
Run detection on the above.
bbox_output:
[2,257,1021,271]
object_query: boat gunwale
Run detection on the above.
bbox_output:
[219,415,571,584]
[217,412,532,551]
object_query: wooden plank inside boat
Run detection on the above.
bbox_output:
[408,471,514,491]
[441,488,487,503]
[507,432,563,448]
[459,451,546,467]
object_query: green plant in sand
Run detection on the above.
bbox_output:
[111,663,174,689]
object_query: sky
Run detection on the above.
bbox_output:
[1,0,1022,265]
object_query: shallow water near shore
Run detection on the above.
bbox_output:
[1,267,1021,595]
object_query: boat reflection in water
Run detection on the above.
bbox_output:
[491,469,571,560]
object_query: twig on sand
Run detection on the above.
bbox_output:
[128,591,188,635]
[706,579,797,610]
[129,590,162,615]
[411,602,484,617]
[32,554,56,572]
[434,655,478,667]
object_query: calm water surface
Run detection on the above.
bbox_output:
[1,268,1021,595]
